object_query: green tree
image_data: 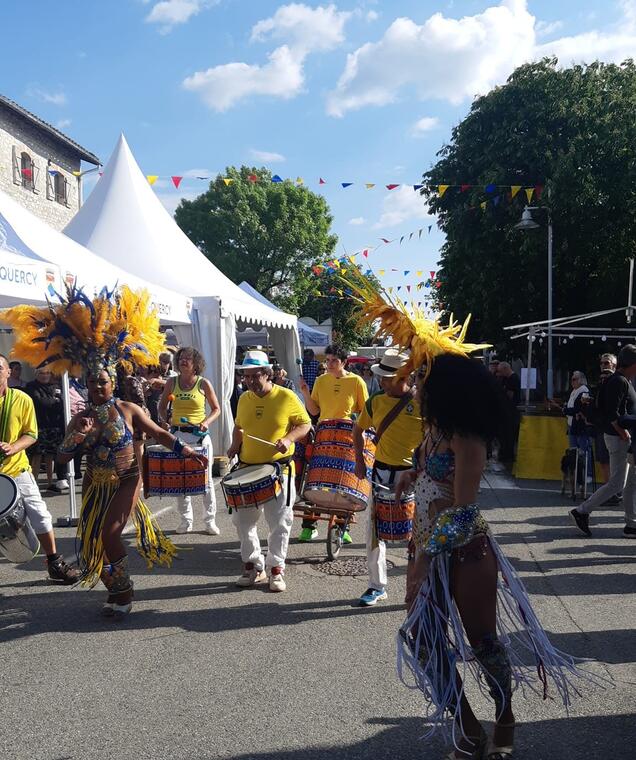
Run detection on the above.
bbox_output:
[425,59,636,372]
[174,166,338,313]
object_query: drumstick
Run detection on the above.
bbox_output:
[372,480,391,491]
[246,433,278,448]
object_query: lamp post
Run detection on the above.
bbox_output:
[516,205,554,399]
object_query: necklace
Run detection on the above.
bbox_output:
[90,397,115,424]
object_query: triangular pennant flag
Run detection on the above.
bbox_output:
[428,225,432,233]
[409,232,414,241]
[171,176,183,189]
[397,286,402,292]
[438,184,449,197]
[406,285,411,292]
[365,183,375,189]
[417,301,421,307]
[399,236,404,245]
[246,174,257,183]
[196,176,208,180]
[341,268,347,274]
[146,175,158,185]
[380,238,391,244]
[391,268,398,272]
[417,283,422,290]
[485,183,497,193]
[510,185,522,199]
[365,269,372,276]
[348,256,356,264]
[430,271,436,279]
[416,270,422,276]
[460,184,471,192]
[525,187,534,202]
[534,185,544,200]
[388,287,394,293]
[272,175,283,183]
[223,178,233,186]
[341,182,353,188]
[47,169,58,176]
[386,184,399,190]
[413,184,423,191]
[480,201,487,210]
[378,269,385,275]
[319,177,326,184]
[98,172,103,177]
[418,229,422,239]
[404,270,410,276]
[363,250,368,258]
[72,170,81,177]
[296,177,304,185]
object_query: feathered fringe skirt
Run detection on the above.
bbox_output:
[397,532,606,745]
[76,469,177,587]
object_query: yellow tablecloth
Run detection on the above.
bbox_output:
[513,414,602,480]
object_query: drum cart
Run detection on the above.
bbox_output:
[292,501,362,561]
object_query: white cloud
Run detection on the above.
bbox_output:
[327,0,636,116]
[145,1,210,33]
[181,168,214,178]
[249,149,286,163]
[185,4,352,110]
[183,45,304,111]
[366,10,379,23]
[26,86,67,106]
[535,19,563,38]
[411,116,440,136]
[373,186,432,228]
[348,216,366,225]
[251,3,351,54]
[56,118,72,130]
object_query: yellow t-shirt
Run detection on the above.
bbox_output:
[357,391,423,467]
[172,376,206,425]
[310,372,368,421]
[235,384,311,464]
[0,388,38,477]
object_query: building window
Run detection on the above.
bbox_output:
[20,151,34,190]
[54,172,67,205]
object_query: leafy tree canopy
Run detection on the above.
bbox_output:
[425,58,636,373]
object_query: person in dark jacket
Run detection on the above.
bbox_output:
[25,368,68,491]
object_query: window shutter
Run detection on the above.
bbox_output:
[46,168,54,200]
[64,177,70,207]
[12,146,21,184]
[32,161,40,194]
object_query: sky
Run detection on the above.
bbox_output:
[1,0,635,303]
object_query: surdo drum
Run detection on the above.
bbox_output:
[221,463,283,510]
[0,473,40,563]
[144,444,208,497]
[374,489,415,542]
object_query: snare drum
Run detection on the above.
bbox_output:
[374,490,415,542]
[221,463,282,509]
[0,473,40,563]
[303,419,375,511]
[293,430,314,493]
[144,444,207,496]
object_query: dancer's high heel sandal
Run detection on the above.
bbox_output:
[445,728,488,759]
[486,723,515,760]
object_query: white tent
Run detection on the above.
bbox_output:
[64,134,302,451]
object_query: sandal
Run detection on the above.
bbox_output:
[487,722,515,760]
[446,728,488,759]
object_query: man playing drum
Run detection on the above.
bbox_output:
[0,354,79,583]
[298,343,368,542]
[227,351,311,592]
[353,349,423,606]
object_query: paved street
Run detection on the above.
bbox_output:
[1,474,634,760]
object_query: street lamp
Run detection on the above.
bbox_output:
[515,205,554,398]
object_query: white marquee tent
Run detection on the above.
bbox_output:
[64,134,302,451]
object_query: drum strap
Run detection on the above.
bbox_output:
[374,388,416,445]
[0,388,14,462]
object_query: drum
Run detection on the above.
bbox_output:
[0,473,40,563]
[293,430,314,493]
[303,419,375,511]
[221,463,282,509]
[374,490,415,542]
[144,444,207,496]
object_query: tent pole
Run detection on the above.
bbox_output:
[627,259,634,323]
[525,326,534,411]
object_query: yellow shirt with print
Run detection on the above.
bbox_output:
[0,389,38,478]
[310,372,368,421]
[235,384,311,465]
[357,391,423,467]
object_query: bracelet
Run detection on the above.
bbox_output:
[172,437,185,455]
[59,431,87,454]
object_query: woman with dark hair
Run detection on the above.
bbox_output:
[158,346,221,535]
[341,271,598,760]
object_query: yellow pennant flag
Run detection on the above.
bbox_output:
[378,269,385,275]
[348,256,356,264]
[146,175,158,186]
[223,178,234,186]
[438,184,449,197]
[416,270,422,276]
[365,183,375,189]
[72,170,81,177]
[296,177,304,185]
[388,287,393,293]
[511,185,522,199]
[525,187,534,202]
[480,201,487,211]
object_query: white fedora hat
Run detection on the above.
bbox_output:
[237,349,272,370]
[371,348,410,378]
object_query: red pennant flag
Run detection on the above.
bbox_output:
[406,285,411,292]
[386,184,399,190]
[430,270,436,279]
[460,184,471,193]
[248,174,258,183]
[172,176,183,189]
[435,281,442,288]
[363,250,368,258]
[319,178,326,184]
[534,184,544,200]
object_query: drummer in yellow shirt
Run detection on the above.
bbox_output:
[298,343,369,542]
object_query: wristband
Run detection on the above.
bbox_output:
[172,437,185,455]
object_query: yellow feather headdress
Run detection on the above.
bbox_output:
[0,284,165,378]
[340,268,490,379]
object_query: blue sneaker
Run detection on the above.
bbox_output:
[359,587,387,607]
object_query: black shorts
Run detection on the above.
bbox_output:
[29,427,63,457]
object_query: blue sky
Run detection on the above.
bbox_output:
[1,0,634,301]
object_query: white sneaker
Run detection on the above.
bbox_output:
[176,521,193,534]
[53,479,69,491]
[269,568,286,592]
[204,521,220,536]
[236,563,267,587]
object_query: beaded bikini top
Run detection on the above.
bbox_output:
[85,398,134,470]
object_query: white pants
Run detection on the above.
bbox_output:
[15,471,53,535]
[231,468,295,573]
[366,466,401,591]
[172,432,217,527]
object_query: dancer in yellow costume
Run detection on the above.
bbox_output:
[2,285,206,620]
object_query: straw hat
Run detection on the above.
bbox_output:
[371,348,411,378]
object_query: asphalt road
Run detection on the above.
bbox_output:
[1,473,634,760]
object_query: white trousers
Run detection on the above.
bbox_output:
[366,467,395,591]
[172,432,217,527]
[231,469,295,573]
[15,471,53,534]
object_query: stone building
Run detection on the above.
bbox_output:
[0,94,100,230]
